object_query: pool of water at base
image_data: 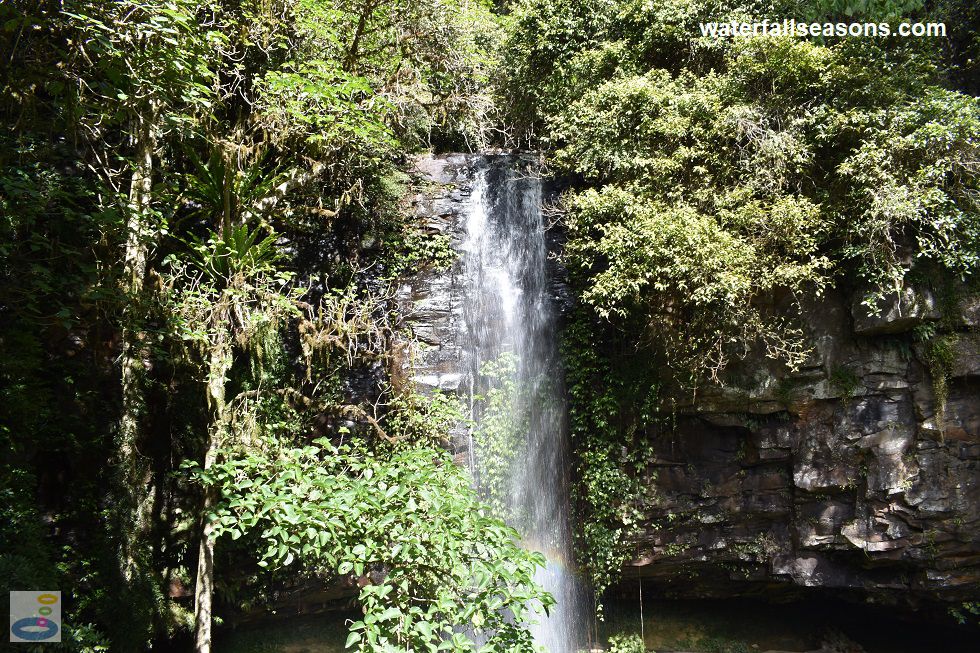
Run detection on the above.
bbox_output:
[218,611,353,653]
[599,598,978,653]
[216,599,978,653]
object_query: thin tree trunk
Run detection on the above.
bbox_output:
[221,142,234,235]
[192,442,218,653]
[196,139,241,653]
[119,105,157,582]
[194,326,232,653]
[343,0,380,72]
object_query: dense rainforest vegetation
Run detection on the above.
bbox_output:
[1,1,546,651]
[1,0,978,651]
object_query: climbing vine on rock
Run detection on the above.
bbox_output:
[472,353,527,521]
[562,315,658,607]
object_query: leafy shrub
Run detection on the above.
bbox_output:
[607,632,645,653]
[193,440,554,653]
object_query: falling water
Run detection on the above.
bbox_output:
[460,156,589,653]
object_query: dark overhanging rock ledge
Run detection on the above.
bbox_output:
[623,283,979,610]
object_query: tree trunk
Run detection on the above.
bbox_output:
[343,0,380,72]
[194,326,232,653]
[119,105,157,582]
[192,444,218,653]
[221,142,234,235]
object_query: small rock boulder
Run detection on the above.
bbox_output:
[958,292,980,327]
[851,286,940,336]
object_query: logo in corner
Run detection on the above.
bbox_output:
[9,591,61,643]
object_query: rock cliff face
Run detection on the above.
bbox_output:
[631,287,980,608]
[394,154,471,400]
[395,153,568,460]
[404,155,980,609]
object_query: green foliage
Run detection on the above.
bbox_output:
[547,37,837,380]
[249,0,503,153]
[471,353,526,520]
[1,0,510,649]
[182,150,285,228]
[388,226,458,277]
[7,0,979,648]
[0,8,133,640]
[921,333,958,430]
[182,224,285,284]
[562,316,657,606]
[65,0,222,128]
[829,365,861,401]
[0,466,60,615]
[384,388,467,448]
[506,0,979,382]
[950,601,980,626]
[800,0,926,20]
[607,632,646,653]
[255,62,395,157]
[497,0,617,138]
[838,89,980,295]
[165,237,298,367]
[192,440,554,653]
[565,186,823,379]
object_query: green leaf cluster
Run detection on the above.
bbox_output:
[471,353,527,521]
[194,440,554,653]
[0,1,519,649]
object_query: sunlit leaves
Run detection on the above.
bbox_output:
[184,224,284,283]
[839,88,980,292]
[192,442,554,653]
[66,0,221,125]
[254,61,395,156]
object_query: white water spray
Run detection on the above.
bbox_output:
[460,156,590,653]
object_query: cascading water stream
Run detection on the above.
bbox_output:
[460,156,589,653]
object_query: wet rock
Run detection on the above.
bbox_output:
[407,157,980,612]
[771,553,859,588]
[950,334,980,378]
[412,372,463,391]
[958,292,980,327]
[631,289,980,608]
[851,286,940,335]
[394,156,476,398]
[796,500,854,548]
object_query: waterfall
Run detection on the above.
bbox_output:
[460,156,589,653]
